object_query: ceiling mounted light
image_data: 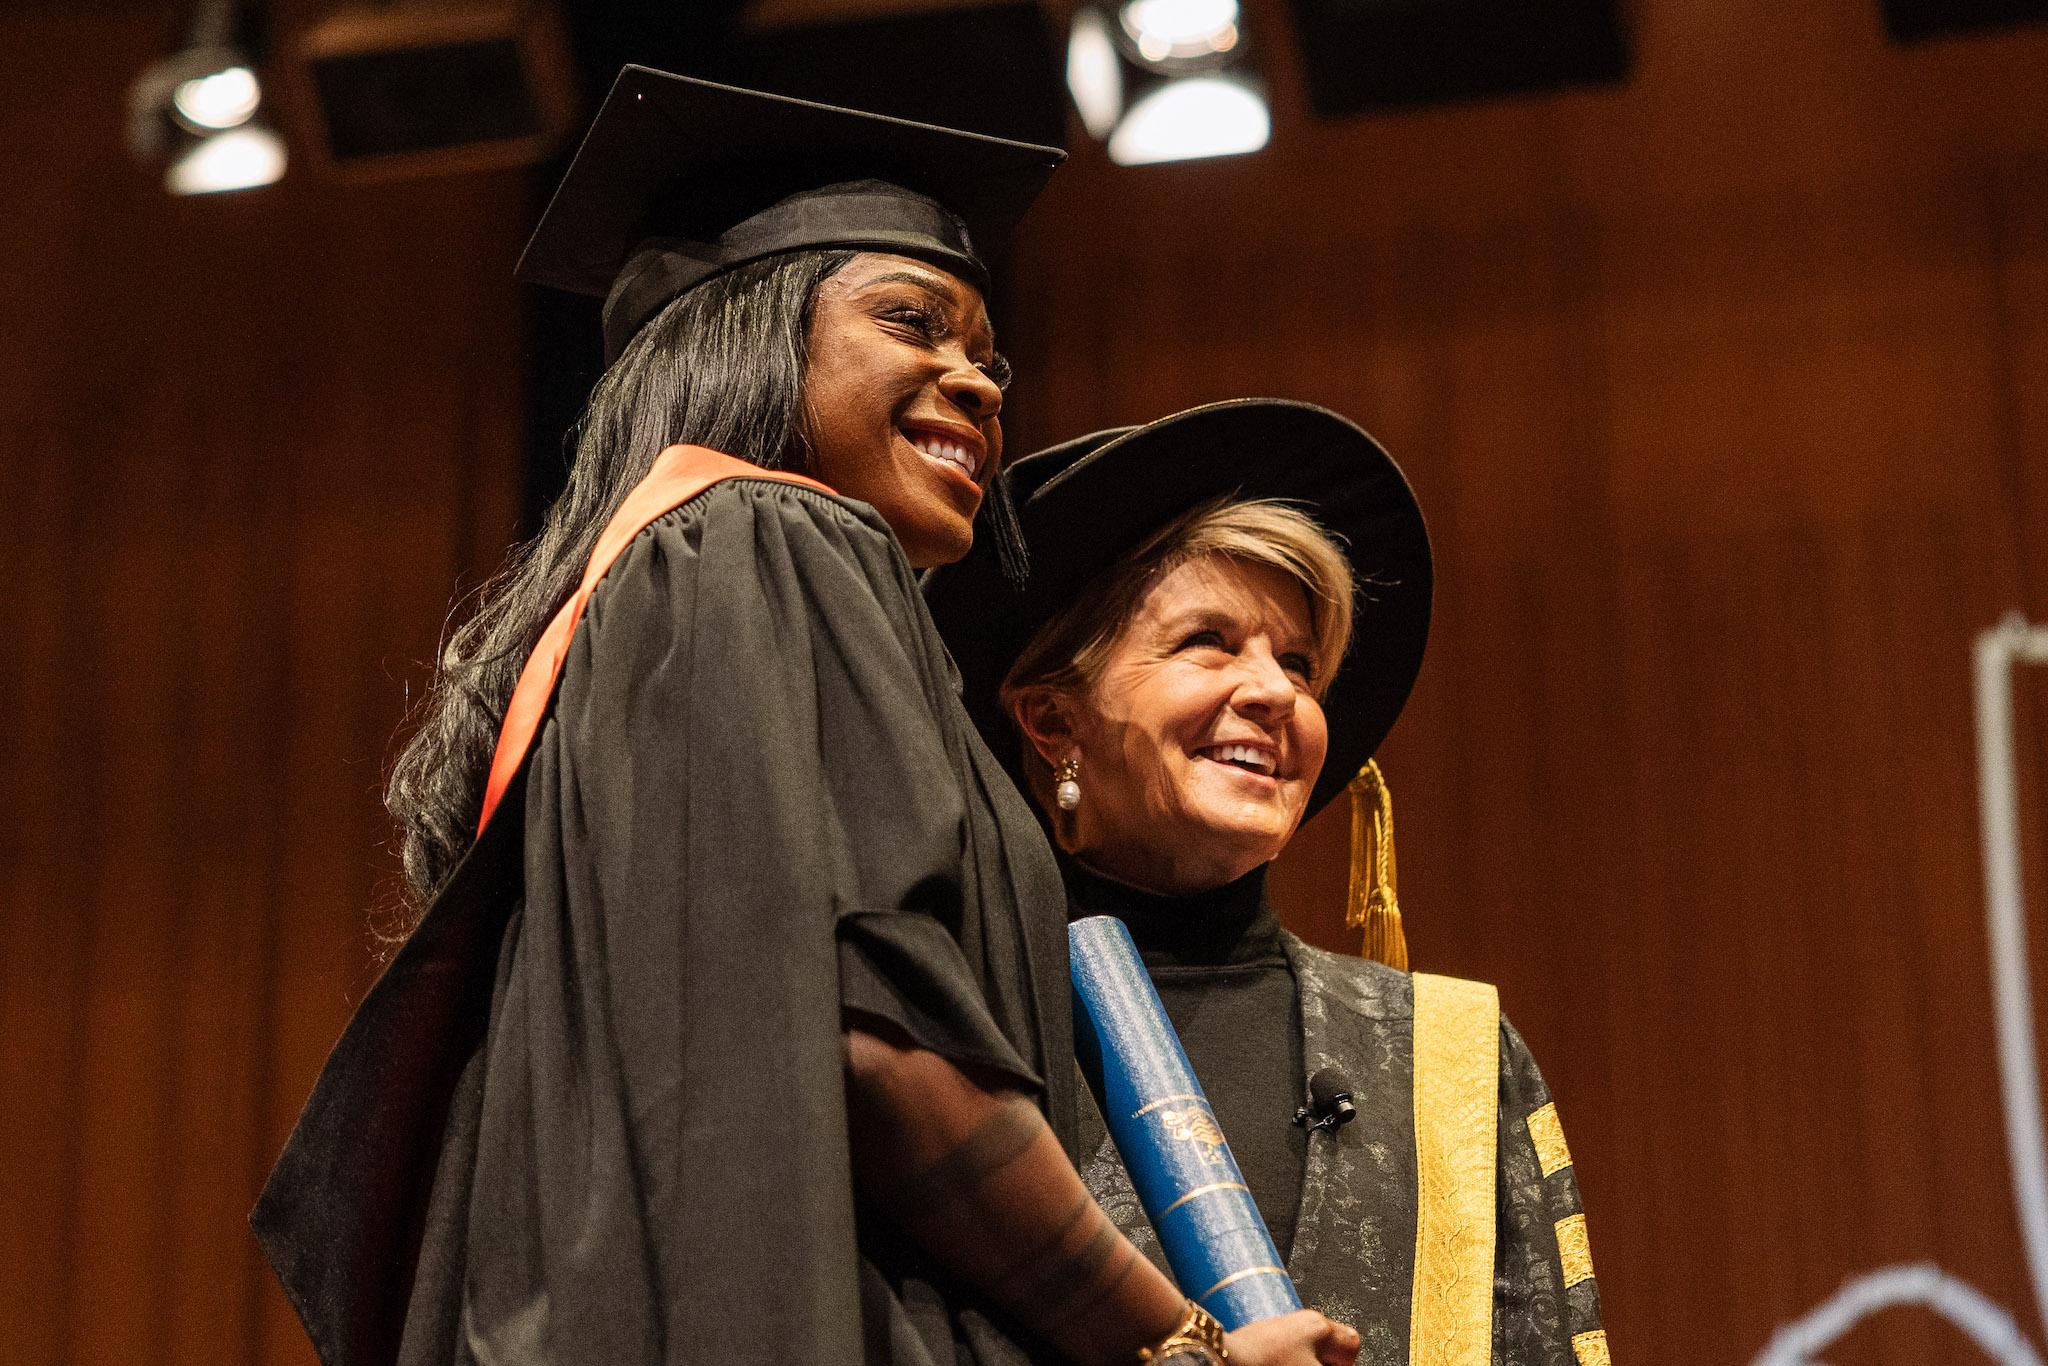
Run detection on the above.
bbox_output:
[173,63,262,130]
[1119,0,1241,67]
[1107,75,1269,166]
[289,4,575,181]
[1068,2,1270,167]
[166,124,289,195]
[129,1,286,195]
[1067,6,1125,140]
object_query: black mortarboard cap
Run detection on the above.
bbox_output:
[517,67,1065,362]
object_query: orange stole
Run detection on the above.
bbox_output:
[476,445,833,833]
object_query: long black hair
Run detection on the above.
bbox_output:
[386,249,1027,915]
[387,248,850,914]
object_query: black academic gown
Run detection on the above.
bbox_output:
[255,477,1075,1366]
[1068,867,1607,1366]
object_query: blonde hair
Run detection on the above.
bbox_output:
[1000,498,1355,801]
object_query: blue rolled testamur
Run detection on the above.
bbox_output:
[1068,915,1302,1330]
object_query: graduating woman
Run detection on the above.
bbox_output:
[925,400,1609,1365]
[253,75,1355,1366]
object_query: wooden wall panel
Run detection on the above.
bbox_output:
[1008,1,2048,1359]
[0,6,527,1366]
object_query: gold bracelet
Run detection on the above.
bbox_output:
[1137,1299,1229,1363]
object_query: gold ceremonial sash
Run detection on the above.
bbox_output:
[1409,973,1500,1363]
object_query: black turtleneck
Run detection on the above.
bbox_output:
[1061,858,1307,1260]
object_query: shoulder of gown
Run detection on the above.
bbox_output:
[1285,934,1414,1020]
[1282,933,1606,1362]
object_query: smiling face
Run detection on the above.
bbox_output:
[1033,553,1331,893]
[801,252,1009,567]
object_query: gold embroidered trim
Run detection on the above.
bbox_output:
[1409,973,1499,1364]
[1527,1101,1573,1178]
[1199,1266,1289,1302]
[1572,1329,1611,1366]
[1158,1182,1250,1218]
[1555,1213,1595,1288]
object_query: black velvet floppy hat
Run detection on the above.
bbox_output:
[922,398,1432,823]
[517,67,1064,363]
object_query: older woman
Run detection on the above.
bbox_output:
[926,401,1608,1365]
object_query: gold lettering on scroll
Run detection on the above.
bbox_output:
[1160,1181,1249,1217]
[1202,1266,1288,1301]
[1159,1107,1229,1165]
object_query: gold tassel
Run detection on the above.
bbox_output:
[1346,760,1409,970]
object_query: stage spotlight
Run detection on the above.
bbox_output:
[1067,6,1125,138]
[128,1,286,195]
[1119,0,1241,65]
[166,124,289,195]
[1068,1,1270,166]
[1108,75,1268,165]
[173,63,262,130]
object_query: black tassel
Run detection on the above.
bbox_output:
[981,470,1031,589]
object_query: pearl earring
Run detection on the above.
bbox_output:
[1054,757,1082,811]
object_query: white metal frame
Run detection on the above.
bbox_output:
[1755,616,2048,1364]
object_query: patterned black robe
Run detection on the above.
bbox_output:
[1079,930,1608,1365]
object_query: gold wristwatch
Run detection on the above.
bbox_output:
[1137,1300,1229,1364]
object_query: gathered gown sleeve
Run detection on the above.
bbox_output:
[1494,1016,1608,1365]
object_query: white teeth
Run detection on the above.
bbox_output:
[908,432,978,478]
[1203,744,1275,776]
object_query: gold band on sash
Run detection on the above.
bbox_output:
[1409,973,1500,1364]
[1555,1213,1595,1288]
[1526,1101,1573,1178]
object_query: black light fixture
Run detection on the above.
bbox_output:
[1284,0,1628,117]
[289,2,575,180]
[708,2,1065,150]
[127,0,288,195]
[1066,0,1271,166]
[1879,0,2048,42]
